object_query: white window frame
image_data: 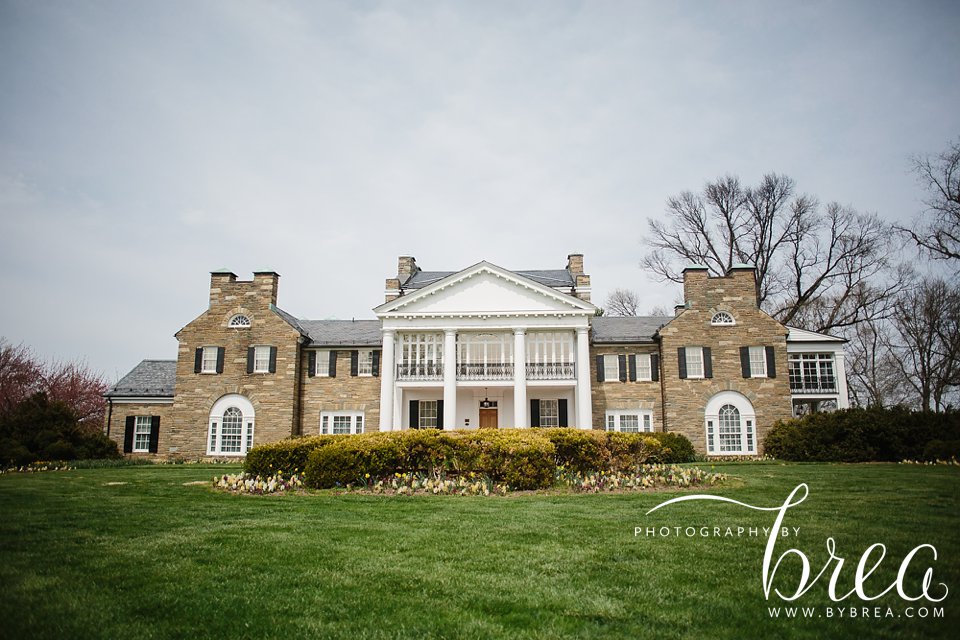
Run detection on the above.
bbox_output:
[201,346,218,374]
[539,399,559,427]
[711,311,735,326]
[704,392,756,456]
[357,350,373,377]
[315,350,330,377]
[419,400,438,428]
[604,410,654,433]
[635,353,652,381]
[253,345,271,373]
[748,346,767,378]
[228,314,251,328]
[685,347,704,379]
[602,354,620,381]
[320,411,364,435]
[133,415,152,453]
[207,396,255,456]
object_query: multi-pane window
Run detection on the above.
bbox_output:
[605,411,653,433]
[133,416,152,452]
[398,333,443,379]
[320,412,364,435]
[526,332,575,379]
[419,401,438,428]
[208,406,254,455]
[201,346,218,373]
[539,399,559,427]
[253,346,271,373]
[717,405,742,452]
[357,350,373,376]
[685,347,704,378]
[635,354,652,381]
[602,355,620,381]
[706,404,755,455]
[788,354,836,392]
[315,350,330,376]
[711,311,735,326]
[748,346,767,377]
[228,314,251,327]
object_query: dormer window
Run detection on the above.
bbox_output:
[228,314,251,328]
[711,311,735,326]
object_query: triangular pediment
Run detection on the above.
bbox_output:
[375,262,596,316]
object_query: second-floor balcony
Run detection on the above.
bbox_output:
[397,363,443,381]
[789,378,838,394]
[458,362,514,380]
[397,360,577,382]
[525,362,575,380]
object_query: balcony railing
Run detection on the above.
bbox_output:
[525,362,575,380]
[789,379,837,394]
[397,363,443,381]
[457,362,514,380]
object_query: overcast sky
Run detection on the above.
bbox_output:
[1,0,958,382]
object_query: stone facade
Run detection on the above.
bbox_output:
[105,256,846,459]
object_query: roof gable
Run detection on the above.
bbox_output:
[375,261,595,316]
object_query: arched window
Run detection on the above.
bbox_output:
[208,395,255,455]
[711,311,735,326]
[704,391,756,455]
[228,314,251,328]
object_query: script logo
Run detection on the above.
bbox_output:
[646,484,949,604]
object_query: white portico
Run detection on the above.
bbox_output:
[374,261,597,431]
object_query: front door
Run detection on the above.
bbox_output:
[479,408,498,429]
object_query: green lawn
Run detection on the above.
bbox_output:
[0,463,957,640]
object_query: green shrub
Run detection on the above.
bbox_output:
[763,407,960,462]
[244,435,348,476]
[645,432,697,463]
[605,433,663,471]
[457,430,556,490]
[921,439,960,461]
[540,428,608,473]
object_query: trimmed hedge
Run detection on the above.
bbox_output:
[763,407,960,462]
[243,435,349,476]
[645,432,697,463]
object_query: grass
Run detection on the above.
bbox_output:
[0,462,957,639]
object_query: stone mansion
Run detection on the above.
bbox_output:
[104,254,848,458]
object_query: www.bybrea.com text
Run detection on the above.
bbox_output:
[768,605,944,619]
[636,525,800,538]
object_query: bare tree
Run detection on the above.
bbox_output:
[845,318,910,408]
[604,288,641,317]
[642,174,904,333]
[898,139,960,261]
[887,278,960,411]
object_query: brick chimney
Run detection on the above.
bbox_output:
[567,253,591,302]
[253,271,280,306]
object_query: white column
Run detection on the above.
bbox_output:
[835,350,850,409]
[379,329,396,431]
[443,329,457,429]
[513,328,527,428]
[576,326,593,429]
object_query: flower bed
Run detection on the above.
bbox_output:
[213,472,304,494]
[558,464,725,493]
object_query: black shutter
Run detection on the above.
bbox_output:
[740,347,751,378]
[677,348,687,379]
[216,347,225,374]
[372,350,380,377]
[651,354,660,381]
[269,347,277,373]
[329,350,337,377]
[766,346,776,378]
[194,348,203,373]
[123,416,134,453]
[409,400,419,429]
[350,351,359,376]
[703,347,713,379]
[247,347,255,374]
[149,416,160,453]
[558,399,568,427]
[596,355,605,382]
[530,399,541,427]
[628,355,637,382]
[437,400,444,429]
[308,351,316,377]
[618,355,627,382]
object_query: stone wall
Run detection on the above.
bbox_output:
[299,349,382,435]
[167,272,303,458]
[589,344,663,430]
[105,401,173,456]
[658,267,792,453]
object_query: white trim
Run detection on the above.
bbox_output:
[711,311,735,326]
[704,391,756,455]
[253,345,271,373]
[132,415,152,452]
[685,346,705,379]
[207,394,255,456]
[108,397,174,404]
[786,326,845,343]
[748,345,767,378]
[228,314,251,328]
[201,346,218,373]
[320,411,364,435]
[605,409,654,433]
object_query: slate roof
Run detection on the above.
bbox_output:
[590,316,673,343]
[298,319,382,346]
[106,360,177,398]
[403,268,575,290]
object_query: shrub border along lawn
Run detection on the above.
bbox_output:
[244,429,696,490]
